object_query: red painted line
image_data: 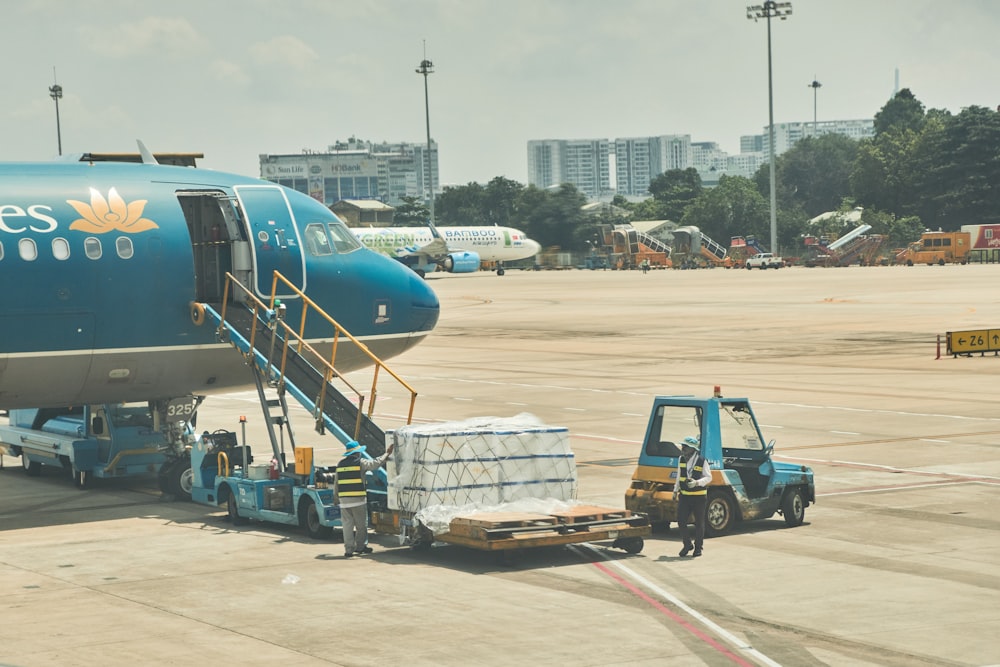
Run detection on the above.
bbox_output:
[590,560,755,667]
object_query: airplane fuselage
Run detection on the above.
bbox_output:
[354,226,541,264]
[0,162,439,409]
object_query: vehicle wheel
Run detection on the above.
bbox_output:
[497,267,505,276]
[781,488,806,527]
[746,264,752,270]
[73,468,90,489]
[705,491,735,537]
[906,259,913,266]
[300,499,332,539]
[227,491,247,525]
[169,461,194,502]
[21,453,42,477]
[938,259,945,266]
[615,537,644,554]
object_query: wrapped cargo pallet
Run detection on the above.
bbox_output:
[387,414,577,534]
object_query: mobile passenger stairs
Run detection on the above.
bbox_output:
[672,226,728,269]
[608,224,672,269]
[188,271,417,538]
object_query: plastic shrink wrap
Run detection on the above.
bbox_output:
[387,414,577,534]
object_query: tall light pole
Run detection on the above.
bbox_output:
[808,78,822,136]
[747,1,792,255]
[49,68,63,156]
[415,49,434,223]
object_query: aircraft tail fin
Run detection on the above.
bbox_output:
[136,140,159,165]
[422,220,449,258]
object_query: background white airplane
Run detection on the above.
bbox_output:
[353,222,541,276]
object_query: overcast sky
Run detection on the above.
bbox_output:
[4,1,998,187]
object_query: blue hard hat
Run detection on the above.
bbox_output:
[343,441,366,456]
[682,436,701,450]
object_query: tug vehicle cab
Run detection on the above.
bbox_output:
[625,387,815,536]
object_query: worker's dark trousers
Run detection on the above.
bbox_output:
[677,494,707,550]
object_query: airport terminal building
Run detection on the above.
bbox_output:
[259,138,438,207]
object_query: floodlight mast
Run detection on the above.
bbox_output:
[416,50,435,223]
[809,78,822,135]
[49,68,63,156]
[746,1,792,256]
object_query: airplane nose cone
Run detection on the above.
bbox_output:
[525,239,542,255]
[409,272,440,332]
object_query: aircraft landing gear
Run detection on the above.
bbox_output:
[496,261,506,276]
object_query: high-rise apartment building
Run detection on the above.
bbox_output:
[531,118,874,201]
[751,119,875,157]
[527,139,612,200]
[259,138,438,207]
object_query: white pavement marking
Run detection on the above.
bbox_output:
[578,543,783,667]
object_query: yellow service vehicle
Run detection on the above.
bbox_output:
[896,230,970,266]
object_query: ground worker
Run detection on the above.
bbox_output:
[673,435,712,557]
[334,440,393,558]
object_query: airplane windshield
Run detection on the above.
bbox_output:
[327,221,362,254]
[304,223,333,256]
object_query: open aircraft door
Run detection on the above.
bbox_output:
[234,185,305,298]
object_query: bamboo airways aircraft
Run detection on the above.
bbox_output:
[352,222,541,277]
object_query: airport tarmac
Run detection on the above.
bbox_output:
[2,264,999,666]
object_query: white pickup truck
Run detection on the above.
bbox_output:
[745,252,784,270]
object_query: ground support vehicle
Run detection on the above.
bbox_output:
[371,505,648,555]
[188,423,376,539]
[625,388,815,536]
[896,231,970,266]
[745,252,784,269]
[0,398,200,495]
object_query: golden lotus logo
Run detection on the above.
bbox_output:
[67,187,159,234]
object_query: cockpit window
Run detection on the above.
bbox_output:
[328,220,362,254]
[304,222,333,256]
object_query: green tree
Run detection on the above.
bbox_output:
[393,196,430,226]
[911,105,1000,229]
[516,183,588,251]
[435,182,486,225]
[873,88,926,135]
[647,168,703,221]
[435,177,526,228]
[680,175,769,246]
[483,177,525,227]
[775,134,859,218]
[851,129,923,215]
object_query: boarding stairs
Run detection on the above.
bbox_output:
[832,237,867,266]
[614,224,641,255]
[699,232,728,264]
[745,236,767,254]
[635,231,671,256]
[199,272,417,471]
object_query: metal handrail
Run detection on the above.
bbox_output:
[217,271,418,438]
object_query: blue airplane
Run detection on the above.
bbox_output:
[0,157,440,411]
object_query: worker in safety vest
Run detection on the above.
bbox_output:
[334,440,393,558]
[673,435,712,557]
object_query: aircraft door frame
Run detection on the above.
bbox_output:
[233,185,306,298]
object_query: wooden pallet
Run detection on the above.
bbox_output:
[373,506,651,553]
[449,512,558,541]
[547,505,633,524]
